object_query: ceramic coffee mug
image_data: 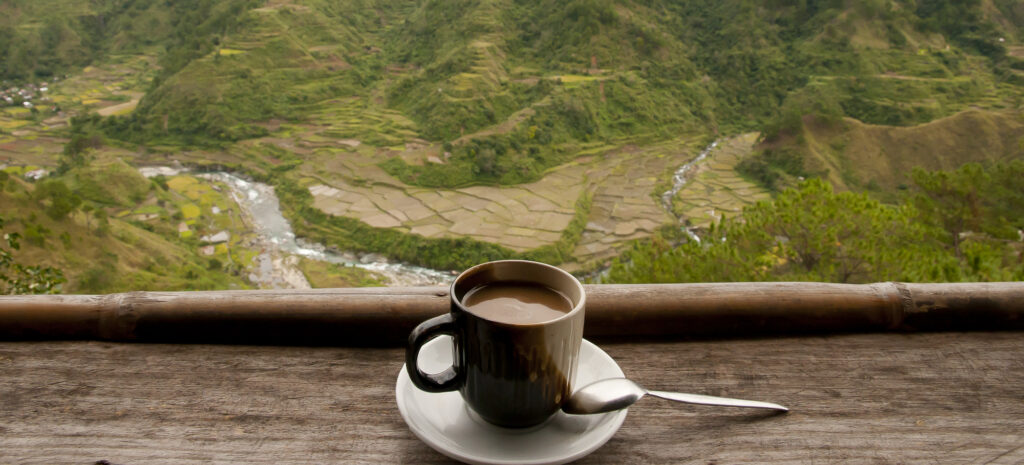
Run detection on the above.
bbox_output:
[406,260,586,428]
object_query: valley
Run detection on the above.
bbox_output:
[1,0,1023,292]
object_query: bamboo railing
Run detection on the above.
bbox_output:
[0,282,1022,346]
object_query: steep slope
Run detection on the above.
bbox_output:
[3,0,1024,276]
[741,109,1024,193]
[0,162,251,293]
[118,0,1023,160]
[0,0,259,81]
[821,110,1024,191]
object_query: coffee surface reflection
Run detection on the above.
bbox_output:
[406,260,585,427]
[462,281,572,324]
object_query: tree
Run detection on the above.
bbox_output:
[34,180,82,220]
[911,163,987,259]
[93,208,110,236]
[738,179,931,283]
[909,162,1024,281]
[58,114,103,174]
[977,161,1024,238]
[607,179,937,284]
[82,204,95,231]
[474,146,498,177]
[1,216,65,295]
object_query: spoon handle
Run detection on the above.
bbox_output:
[646,390,789,412]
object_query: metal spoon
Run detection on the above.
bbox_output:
[562,378,789,414]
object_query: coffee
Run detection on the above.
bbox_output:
[408,260,586,427]
[462,281,573,324]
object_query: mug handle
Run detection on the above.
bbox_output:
[406,314,462,392]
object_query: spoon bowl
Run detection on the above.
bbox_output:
[563,378,789,415]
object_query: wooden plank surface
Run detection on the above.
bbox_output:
[1,332,1023,464]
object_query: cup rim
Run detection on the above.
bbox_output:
[450,260,586,327]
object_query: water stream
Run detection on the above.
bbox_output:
[139,140,722,288]
[660,140,720,243]
[585,140,723,284]
[139,167,452,288]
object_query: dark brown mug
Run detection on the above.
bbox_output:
[406,260,586,428]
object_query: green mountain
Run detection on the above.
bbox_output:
[8,1,1023,152]
[2,0,1023,292]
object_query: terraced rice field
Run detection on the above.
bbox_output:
[0,51,769,276]
[1,57,152,165]
[0,11,771,277]
[303,137,705,269]
[569,144,686,267]
[304,147,584,252]
[671,133,771,228]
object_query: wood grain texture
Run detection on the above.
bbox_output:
[2,282,1023,345]
[1,332,1022,464]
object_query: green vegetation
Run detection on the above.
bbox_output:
[520,191,593,264]
[273,176,516,271]
[0,159,252,293]
[737,145,813,192]
[34,179,82,220]
[606,165,1024,284]
[265,172,595,271]
[1,214,65,294]
[2,0,1024,290]
[911,162,1024,259]
[298,258,385,288]
[739,109,1024,193]
[0,0,257,81]
[64,0,1017,188]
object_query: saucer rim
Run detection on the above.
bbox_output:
[396,338,628,465]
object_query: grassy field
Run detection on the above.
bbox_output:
[745,108,1024,195]
[297,258,385,288]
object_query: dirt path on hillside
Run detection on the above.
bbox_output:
[96,92,142,116]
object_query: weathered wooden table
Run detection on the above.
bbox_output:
[2,331,1022,464]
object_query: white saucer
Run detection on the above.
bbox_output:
[396,337,628,465]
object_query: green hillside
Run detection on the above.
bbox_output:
[2,0,1024,292]
[1,159,251,293]
[92,1,1023,173]
[0,0,256,80]
[740,109,1024,193]
[605,168,1024,285]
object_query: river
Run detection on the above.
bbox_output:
[139,167,452,288]
[661,140,719,243]
[139,140,718,288]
